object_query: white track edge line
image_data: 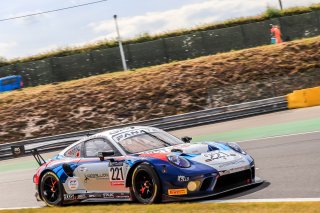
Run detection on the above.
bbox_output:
[201,198,320,203]
[234,130,320,143]
[0,206,41,210]
[1,198,320,210]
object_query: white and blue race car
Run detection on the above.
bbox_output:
[33,126,262,206]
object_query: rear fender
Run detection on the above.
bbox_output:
[37,169,53,201]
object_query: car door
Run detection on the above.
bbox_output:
[74,138,129,194]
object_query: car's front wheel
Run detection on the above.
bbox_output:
[40,171,63,206]
[131,163,161,204]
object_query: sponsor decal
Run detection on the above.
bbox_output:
[87,194,103,198]
[83,173,111,184]
[67,178,79,191]
[102,193,130,199]
[109,166,125,186]
[65,144,81,158]
[77,194,87,200]
[65,193,130,200]
[103,193,115,199]
[111,181,125,186]
[203,151,230,162]
[111,128,158,142]
[142,149,170,154]
[114,193,130,199]
[177,176,190,182]
[64,194,76,200]
[168,188,188,196]
[85,173,109,179]
[112,130,145,142]
[109,161,124,167]
[219,165,250,176]
[88,194,96,198]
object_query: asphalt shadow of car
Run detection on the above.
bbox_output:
[198,181,271,202]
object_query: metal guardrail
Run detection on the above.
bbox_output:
[0,96,287,160]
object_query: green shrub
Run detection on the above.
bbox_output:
[0,56,8,66]
[283,6,312,15]
[263,6,282,18]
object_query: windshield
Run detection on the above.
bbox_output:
[118,131,183,154]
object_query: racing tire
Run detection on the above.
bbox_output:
[40,171,64,206]
[131,163,161,204]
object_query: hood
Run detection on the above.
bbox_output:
[140,142,220,155]
[140,142,237,154]
[140,142,250,172]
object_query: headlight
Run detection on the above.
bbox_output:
[167,155,191,168]
[227,142,247,155]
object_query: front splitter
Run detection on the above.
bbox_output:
[162,177,264,202]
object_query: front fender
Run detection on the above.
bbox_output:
[125,156,218,196]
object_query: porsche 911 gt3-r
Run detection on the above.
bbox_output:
[33,126,262,206]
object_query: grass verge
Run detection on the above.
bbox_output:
[2,202,320,213]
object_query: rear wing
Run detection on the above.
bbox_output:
[11,145,46,166]
[31,149,46,166]
[3,134,85,161]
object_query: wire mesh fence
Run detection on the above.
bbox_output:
[1,11,320,87]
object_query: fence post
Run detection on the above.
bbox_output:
[239,25,248,47]
[199,31,208,56]
[314,11,320,31]
[123,44,132,70]
[48,57,57,83]
[161,38,170,63]
[277,17,285,40]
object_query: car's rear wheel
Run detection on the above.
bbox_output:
[131,164,161,204]
[40,172,63,206]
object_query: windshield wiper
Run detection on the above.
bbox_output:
[141,130,172,147]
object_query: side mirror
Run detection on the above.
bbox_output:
[98,150,115,161]
[181,136,192,143]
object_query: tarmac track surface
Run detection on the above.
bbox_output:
[0,106,320,208]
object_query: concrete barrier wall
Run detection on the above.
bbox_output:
[1,11,320,86]
[287,86,320,108]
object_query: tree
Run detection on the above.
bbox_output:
[0,56,7,66]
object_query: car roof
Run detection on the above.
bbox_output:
[0,75,21,80]
[100,126,161,140]
[59,126,162,156]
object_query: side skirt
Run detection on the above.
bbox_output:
[63,192,132,204]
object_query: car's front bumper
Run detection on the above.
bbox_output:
[162,177,264,202]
